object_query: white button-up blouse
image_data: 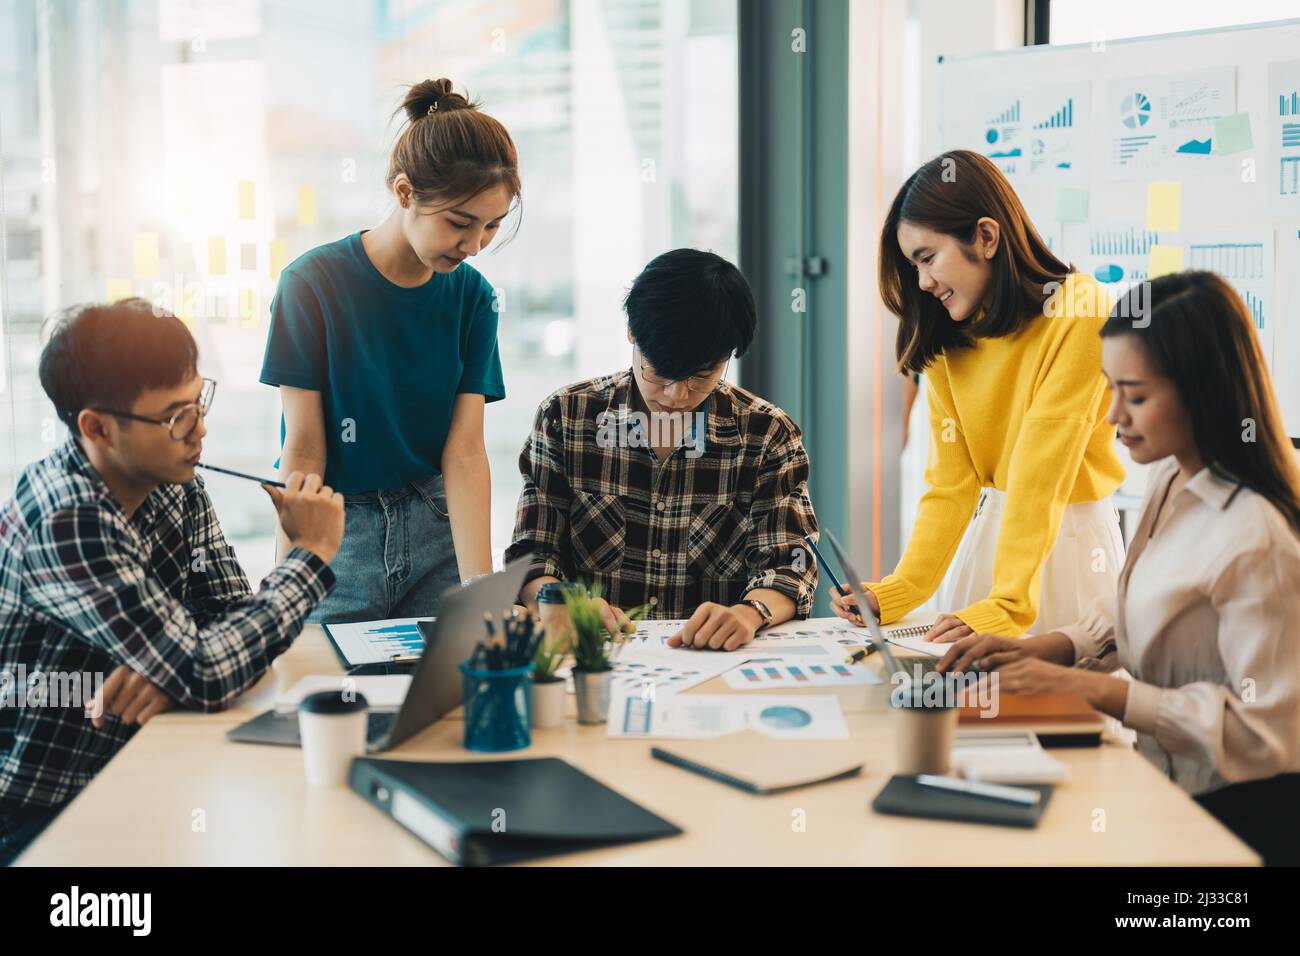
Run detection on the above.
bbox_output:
[1058,455,1300,795]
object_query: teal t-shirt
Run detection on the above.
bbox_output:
[259,231,505,494]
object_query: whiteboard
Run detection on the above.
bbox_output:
[938,18,1300,437]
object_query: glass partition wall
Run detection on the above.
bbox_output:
[0,0,737,583]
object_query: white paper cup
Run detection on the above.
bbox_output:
[298,690,369,788]
[890,676,957,776]
[892,704,957,776]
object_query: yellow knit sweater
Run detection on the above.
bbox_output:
[869,273,1125,635]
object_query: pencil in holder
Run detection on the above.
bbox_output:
[459,660,534,753]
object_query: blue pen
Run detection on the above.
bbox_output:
[802,534,865,624]
[801,534,848,596]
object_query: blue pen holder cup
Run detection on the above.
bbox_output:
[459,660,534,753]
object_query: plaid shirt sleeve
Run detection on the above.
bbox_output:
[505,394,574,584]
[21,502,334,712]
[182,477,255,623]
[744,420,820,617]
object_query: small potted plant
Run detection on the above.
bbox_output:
[530,637,567,729]
[565,583,646,724]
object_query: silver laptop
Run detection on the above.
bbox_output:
[226,558,532,752]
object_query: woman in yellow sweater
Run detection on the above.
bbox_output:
[833,150,1126,641]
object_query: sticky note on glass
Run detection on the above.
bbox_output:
[1146,182,1181,233]
[1056,187,1089,224]
[1148,244,1184,278]
[297,186,317,226]
[176,286,197,325]
[239,289,259,328]
[106,278,133,302]
[1214,112,1253,155]
[269,239,287,279]
[208,237,227,275]
[133,233,159,279]
[238,180,256,219]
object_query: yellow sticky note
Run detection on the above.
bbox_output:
[176,286,198,326]
[1146,181,1181,233]
[208,237,227,275]
[297,186,317,226]
[1148,244,1184,278]
[269,239,287,279]
[133,232,159,279]
[106,278,133,302]
[238,180,256,220]
[239,289,259,328]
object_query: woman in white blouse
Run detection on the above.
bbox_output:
[937,271,1300,865]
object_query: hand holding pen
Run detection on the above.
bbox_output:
[801,534,879,625]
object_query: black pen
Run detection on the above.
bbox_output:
[844,643,879,665]
[196,462,286,489]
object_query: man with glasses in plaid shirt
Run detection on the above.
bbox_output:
[507,249,820,652]
[0,299,343,864]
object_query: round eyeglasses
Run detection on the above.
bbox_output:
[636,349,729,395]
[92,377,216,441]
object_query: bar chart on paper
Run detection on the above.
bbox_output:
[1184,233,1276,366]
[954,82,1090,181]
[722,646,882,690]
[1271,62,1300,198]
[1079,225,1162,291]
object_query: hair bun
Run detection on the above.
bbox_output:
[402,77,473,122]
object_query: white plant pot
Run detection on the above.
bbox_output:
[531,679,566,729]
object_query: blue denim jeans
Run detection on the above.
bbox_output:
[308,473,460,623]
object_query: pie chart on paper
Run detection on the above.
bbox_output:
[759,705,814,730]
[1120,92,1151,129]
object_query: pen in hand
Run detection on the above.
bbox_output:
[802,534,865,624]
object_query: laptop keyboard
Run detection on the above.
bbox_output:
[264,710,396,745]
[366,711,396,742]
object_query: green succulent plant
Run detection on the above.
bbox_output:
[564,581,649,673]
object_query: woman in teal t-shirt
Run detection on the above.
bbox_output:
[260,78,518,622]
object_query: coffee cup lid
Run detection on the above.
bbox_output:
[537,582,581,603]
[299,690,369,714]
[889,672,958,710]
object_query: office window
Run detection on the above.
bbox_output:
[0,0,738,584]
[1049,0,1298,44]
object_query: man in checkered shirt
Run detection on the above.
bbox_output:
[507,250,820,651]
[0,300,343,865]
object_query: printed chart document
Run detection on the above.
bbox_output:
[721,641,881,689]
[755,615,939,650]
[609,640,747,695]
[607,693,850,740]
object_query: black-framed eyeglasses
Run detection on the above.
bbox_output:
[92,377,216,441]
[636,348,729,395]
